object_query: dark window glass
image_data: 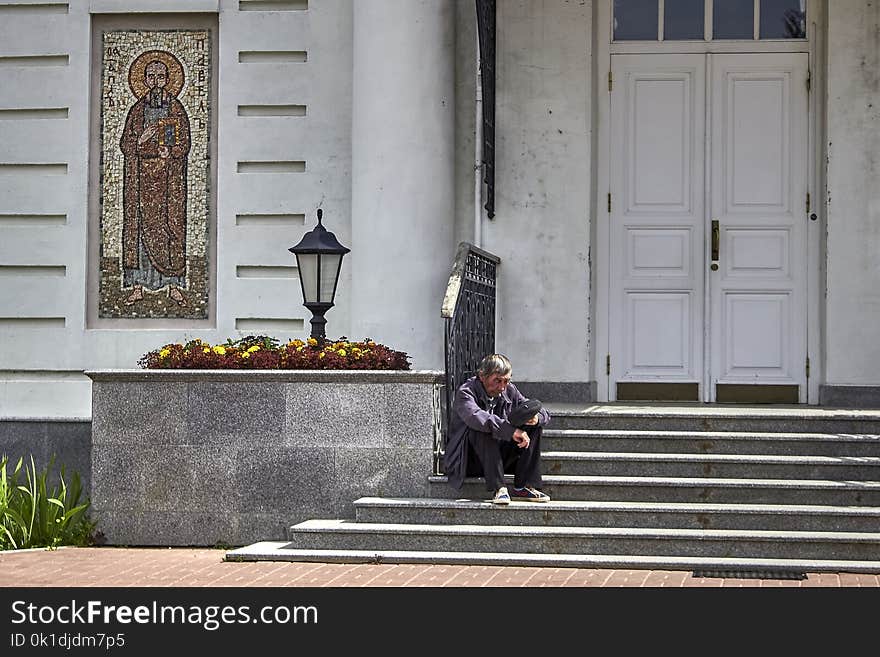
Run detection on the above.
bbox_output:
[713,0,754,40]
[664,0,705,40]
[760,0,806,39]
[614,0,658,41]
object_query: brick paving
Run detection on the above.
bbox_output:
[0,547,877,587]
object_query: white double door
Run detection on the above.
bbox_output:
[609,52,809,402]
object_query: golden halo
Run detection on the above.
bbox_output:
[128,50,185,99]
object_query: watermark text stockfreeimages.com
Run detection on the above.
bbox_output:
[10,599,318,632]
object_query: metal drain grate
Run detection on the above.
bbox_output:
[692,570,808,580]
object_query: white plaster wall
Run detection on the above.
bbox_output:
[0,0,353,418]
[463,0,593,384]
[825,2,880,384]
[0,1,92,416]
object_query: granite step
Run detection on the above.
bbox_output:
[353,497,880,532]
[225,541,880,574]
[542,429,880,457]
[285,519,880,561]
[428,474,880,505]
[540,451,880,480]
[547,410,880,434]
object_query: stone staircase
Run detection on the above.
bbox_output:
[227,405,880,573]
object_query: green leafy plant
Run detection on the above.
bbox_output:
[138,335,411,370]
[0,454,97,551]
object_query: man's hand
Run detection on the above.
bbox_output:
[524,414,539,426]
[513,429,530,449]
[138,124,158,146]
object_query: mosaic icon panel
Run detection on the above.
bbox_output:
[99,29,212,319]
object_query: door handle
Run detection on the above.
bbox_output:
[711,220,720,271]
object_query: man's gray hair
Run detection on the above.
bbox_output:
[477,353,512,377]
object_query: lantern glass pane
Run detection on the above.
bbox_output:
[319,254,342,303]
[297,253,319,304]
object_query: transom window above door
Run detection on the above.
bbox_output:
[614,0,807,41]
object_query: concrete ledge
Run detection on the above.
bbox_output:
[85,369,444,384]
[820,385,880,409]
[86,370,444,547]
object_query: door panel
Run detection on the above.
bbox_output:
[728,78,788,207]
[626,292,692,375]
[629,78,694,210]
[724,293,788,375]
[726,229,789,276]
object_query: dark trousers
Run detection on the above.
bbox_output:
[468,425,544,492]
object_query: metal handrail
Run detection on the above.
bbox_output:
[437,242,500,474]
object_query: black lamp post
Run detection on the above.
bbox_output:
[288,209,350,343]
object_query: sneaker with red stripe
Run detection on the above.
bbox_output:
[510,486,550,502]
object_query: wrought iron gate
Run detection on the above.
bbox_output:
[438,242,500,474]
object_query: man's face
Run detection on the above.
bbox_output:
[145,63,168,90]
[479,371,511,398]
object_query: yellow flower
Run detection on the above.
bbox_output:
[319,352,325,359]
[247,345,260,353]
[241,352,250,359]
[291,339,304,347]
[203,347,210,354]
[307,337,318,347]
[337,349,347,357]
[296,346,304,352]
[159,348,171,358]
[212,345,226,355]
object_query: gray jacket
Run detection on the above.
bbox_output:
[444,376,551,489]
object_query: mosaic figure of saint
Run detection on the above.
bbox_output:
[120,50,191,307]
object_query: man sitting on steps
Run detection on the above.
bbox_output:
[445,353,551,505]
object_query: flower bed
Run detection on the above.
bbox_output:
[138,335,410,370]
